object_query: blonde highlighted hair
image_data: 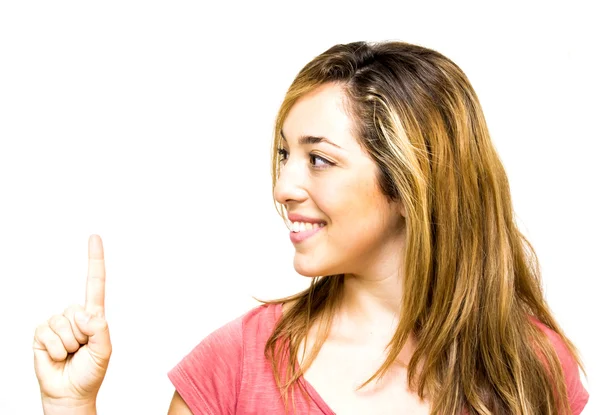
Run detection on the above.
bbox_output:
[258,41,585,414]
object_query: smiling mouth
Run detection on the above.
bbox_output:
[289,221,326,232]
[288,222,325,244]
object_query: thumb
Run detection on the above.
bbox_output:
[74,311,112,360]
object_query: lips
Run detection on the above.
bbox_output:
[286,212,327,244]
[289,224,324,244]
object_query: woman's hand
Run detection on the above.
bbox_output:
[33,235,112,412]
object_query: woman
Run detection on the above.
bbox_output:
[34,41,589,414]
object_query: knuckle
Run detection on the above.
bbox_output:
[64,304,84,316]
[48,314,61,325]
[37,327,59,350]
[48,314,69,331]
[34,323,50,344]
[34,321,48,336]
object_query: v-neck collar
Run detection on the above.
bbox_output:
[275,302,337,415]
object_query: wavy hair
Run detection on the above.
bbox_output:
[257,41,585,414]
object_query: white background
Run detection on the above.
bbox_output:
[0,1,597,413]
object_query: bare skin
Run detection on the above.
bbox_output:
[33,235,111,414]
[283,300,431,415]
[33,235,191,414]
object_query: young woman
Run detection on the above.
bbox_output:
[34,41,589,414]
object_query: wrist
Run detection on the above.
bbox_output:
[42,397,97,415]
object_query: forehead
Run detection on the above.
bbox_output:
[282,83,357,147]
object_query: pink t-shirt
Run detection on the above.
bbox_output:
[168,303,589,414]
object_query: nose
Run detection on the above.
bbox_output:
[274,160,308,207]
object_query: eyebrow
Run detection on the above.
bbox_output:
[280,131,342,149]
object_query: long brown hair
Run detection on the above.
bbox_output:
[257,41,585,414]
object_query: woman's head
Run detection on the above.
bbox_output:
[273,82,407,279]
[272,41,500,288]
[266,42,580,414]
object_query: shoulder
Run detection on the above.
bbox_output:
[530,318,589,414]
[167,302,284,415]
[242,301,284,334]
[184,302,283,353]
[530,318,580,375]
[173,301,283,369]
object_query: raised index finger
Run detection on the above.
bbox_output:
[86,234,106,317]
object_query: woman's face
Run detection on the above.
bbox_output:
[274,83,406,278]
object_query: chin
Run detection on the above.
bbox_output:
[293,263,322,278]
[293,255,337,278]
[294,255,323,277]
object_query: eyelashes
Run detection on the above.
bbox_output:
[310,154,334,168]
[277,148,288,162]
[277,148,335,169]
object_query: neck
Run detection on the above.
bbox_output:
[335,226,407,344]
[335,270,404,346]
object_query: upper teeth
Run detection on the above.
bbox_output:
[290,221,325,232]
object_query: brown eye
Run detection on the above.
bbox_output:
[277,148,288,163]
[310,154,334,168]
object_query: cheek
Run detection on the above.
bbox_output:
[334,183,394,241]
[314,175,377,221]
[310,185,346,220]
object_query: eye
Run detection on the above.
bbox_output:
[277,148,288,164]
[310,154,334,168]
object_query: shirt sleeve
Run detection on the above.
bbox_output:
[168,315,244,415]
[535,321,590,414]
